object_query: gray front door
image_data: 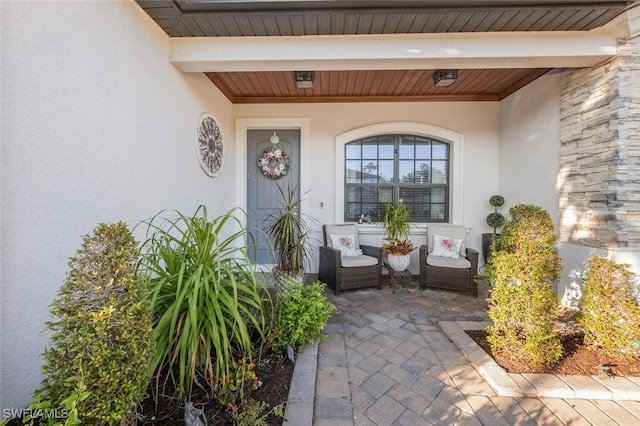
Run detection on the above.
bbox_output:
[247,129,300,264]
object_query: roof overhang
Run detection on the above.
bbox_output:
[135,0,639,102]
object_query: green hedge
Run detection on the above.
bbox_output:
[579,256,640,360]
[485,204,563,369]
[32,222,154,425]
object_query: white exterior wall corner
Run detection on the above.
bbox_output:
[1,1,234,410]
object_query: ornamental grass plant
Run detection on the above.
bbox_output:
[485,204,563,370]
[137,206,269,403]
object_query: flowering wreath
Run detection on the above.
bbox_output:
[258,146,289,179]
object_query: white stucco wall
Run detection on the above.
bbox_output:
[234,101,501,274]
[1,1,235,410]
[498,72,562,223]
[498,73,564,291]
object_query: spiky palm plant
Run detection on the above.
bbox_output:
[138,206,268,402]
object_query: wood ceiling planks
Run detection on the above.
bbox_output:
[205,68,552,103]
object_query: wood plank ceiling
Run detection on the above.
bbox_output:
[135,0,633,103]
[206,69,553,103]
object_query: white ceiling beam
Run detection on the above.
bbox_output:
[170,31,617,72]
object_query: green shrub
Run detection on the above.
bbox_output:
[25,375,90,426]
[489,204,562,284]
[485,204,563,369]
[268,280,336,353]
[138,206,268,402]
[579,256,640,360]
[32,222,154,425]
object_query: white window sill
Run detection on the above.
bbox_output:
[356,223,428,235]
[356,223,470,235]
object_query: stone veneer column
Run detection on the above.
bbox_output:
[559,35,640,251]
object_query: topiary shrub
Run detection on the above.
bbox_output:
[486,195,506,238]
[579,256,640,360]
[32,222,154,425]
[485,204,563,370]
[267,280,336,354]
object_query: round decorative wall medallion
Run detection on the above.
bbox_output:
[195,113,223,177]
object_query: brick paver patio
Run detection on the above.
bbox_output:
[307,276,640,426]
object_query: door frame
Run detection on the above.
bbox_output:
[234,117,311,243]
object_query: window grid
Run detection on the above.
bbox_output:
[345,135,450,223]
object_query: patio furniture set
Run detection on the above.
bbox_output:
[319,223,479,297]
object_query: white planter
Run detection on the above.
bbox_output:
[387,254,410,271]
[272,267,305,292]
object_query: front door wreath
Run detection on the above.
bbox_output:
[258,146,289,179]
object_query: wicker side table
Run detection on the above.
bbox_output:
[385,264,411,293]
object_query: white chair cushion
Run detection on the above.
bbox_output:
[341,254,378,268]
[426,254,471,269]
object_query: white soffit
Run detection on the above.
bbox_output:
[169,31,617,72]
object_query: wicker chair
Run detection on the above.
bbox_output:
[419,224,479,297]
[319,224,382,295]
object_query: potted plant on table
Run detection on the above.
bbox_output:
[381,201,415,271]
[382,238,416,271]
[264,184,314,288]
[482,195,505,263]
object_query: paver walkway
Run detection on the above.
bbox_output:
[311,277,640,426]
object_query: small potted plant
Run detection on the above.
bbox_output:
[382,239,416,271]
[381,201,414,271]
[482,195,505,263]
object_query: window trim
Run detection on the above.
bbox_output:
[335,122,463,225]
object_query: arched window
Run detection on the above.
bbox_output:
[345,134,450,223]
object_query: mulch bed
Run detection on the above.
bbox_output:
[466,308,640,377]
[136,351,294,425]
[4,353,292,426]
